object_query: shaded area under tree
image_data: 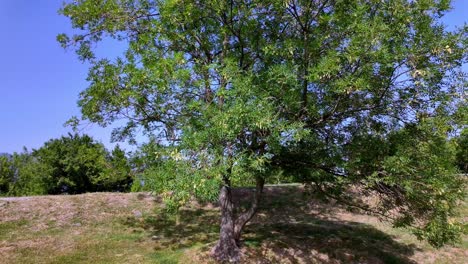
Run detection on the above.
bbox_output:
[124,186,420,263]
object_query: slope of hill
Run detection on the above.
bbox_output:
[0,187,466,263]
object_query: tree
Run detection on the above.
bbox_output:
[128,138,165,192]
[0,156,14,195]
[100,144,133,191]
[2,135,133,196]
[33,133,110,194]
[59,0,467,261]
[4,150,52,196]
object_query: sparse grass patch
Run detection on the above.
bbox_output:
[149,249,186,264]
[0,219,29,240]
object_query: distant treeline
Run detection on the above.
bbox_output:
[0,134,148,196]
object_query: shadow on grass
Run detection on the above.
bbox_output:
[242,220,417,264]
[123,186,419,263]
[123,208,220,251]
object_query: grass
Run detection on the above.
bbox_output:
[0,219,30,245]
[0,188,466,263]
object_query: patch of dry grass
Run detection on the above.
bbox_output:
[0,188,466,263]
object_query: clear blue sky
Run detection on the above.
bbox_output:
[0,0,467,154]
[0,0,127,153]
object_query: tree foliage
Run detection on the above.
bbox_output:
[455,128,468,173]
[0,150,52,196]
[33,134,108,194]
[0,134,133,196]
[101,144,134,191]
[0,156,14,195]
[58,0,467,260]
[33,134,134,194]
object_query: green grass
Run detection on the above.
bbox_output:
[0,219,29,240]
[149,249,188,264]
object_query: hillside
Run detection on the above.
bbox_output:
[0,186,466,264]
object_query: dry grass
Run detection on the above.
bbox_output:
[0,187,466,264]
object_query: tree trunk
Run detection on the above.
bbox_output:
[211,177,265,263]
[211,185,241,263]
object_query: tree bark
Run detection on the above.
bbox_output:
[211,177,265,263]
[211,185,240,263]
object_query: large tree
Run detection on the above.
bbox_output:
[32,134,132,194]
[1,135,133,196]
[59,0,467,262]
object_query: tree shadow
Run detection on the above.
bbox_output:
[242,220,417,264]
[122,207,221,250]
[240,186,419,263]
[123,186,419,263]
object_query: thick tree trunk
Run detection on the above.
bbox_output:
[211,185,240,263]
[211,177,265,263]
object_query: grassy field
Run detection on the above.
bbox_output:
[0,186,466,264]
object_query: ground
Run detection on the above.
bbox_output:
[0,186,466,264]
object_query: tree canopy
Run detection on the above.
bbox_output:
[0,149,53,196]
[59,0,467,261]
[0,134,133,196]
